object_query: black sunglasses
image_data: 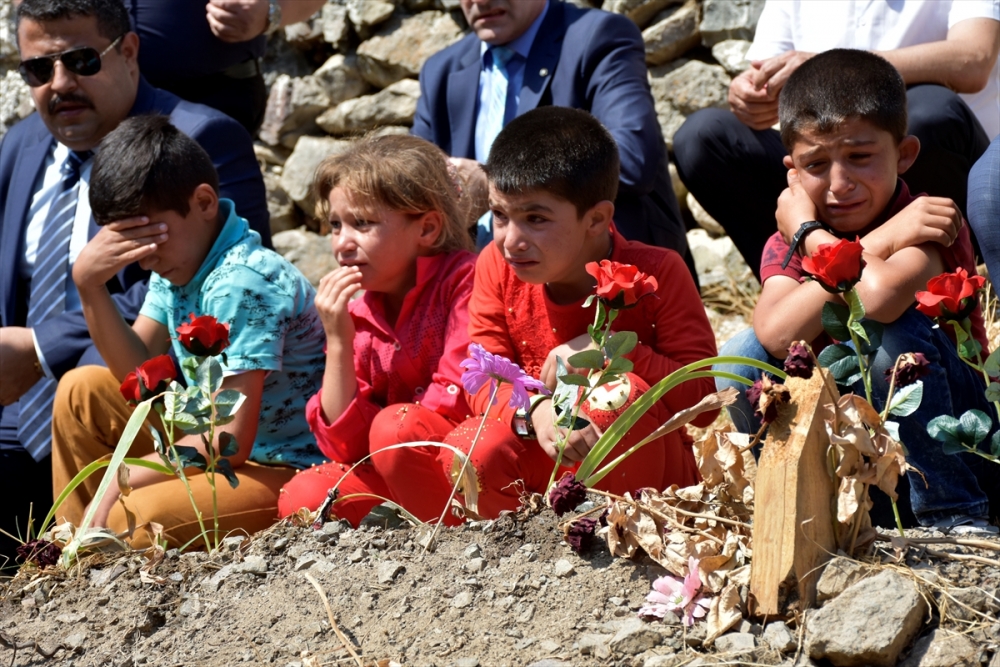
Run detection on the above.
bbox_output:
[18,35,123,87]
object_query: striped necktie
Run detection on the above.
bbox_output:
[482,45,515,159]
[18,149,91,461]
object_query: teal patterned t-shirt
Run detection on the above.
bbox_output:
[140,199,327,468]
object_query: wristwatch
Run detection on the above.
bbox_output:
[264,0,282,36]
[514,395,550,440]
[782,220,828,269]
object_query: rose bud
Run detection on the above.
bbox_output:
[549,473,588,516]
[885,352,931,387]
[585,260,658,310]
[801,238,865,294]
[176,313,231,357]
[914,268,986,322]
[783,341,814,378]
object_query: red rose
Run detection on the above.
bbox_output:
[800,238,866,293]
[176,313,230,357]
[914,268,985,321]
[119,355,177,405]
[585,260,658,309]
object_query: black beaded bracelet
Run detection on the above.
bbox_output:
[782,220,828,269]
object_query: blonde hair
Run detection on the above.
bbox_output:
[312,134,474,254]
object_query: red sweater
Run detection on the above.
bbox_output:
[308,250,476,463]
[468,227,719,426]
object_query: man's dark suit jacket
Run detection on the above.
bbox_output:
[0,77,270,451]
[412,0,691,270]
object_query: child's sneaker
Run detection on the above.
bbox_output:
[932,516,999,536]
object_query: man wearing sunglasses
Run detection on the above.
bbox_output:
[0,0,268,565]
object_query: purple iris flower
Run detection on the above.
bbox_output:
[460,343,549,411]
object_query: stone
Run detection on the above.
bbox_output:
[0,70,34,140]
[259,74,330,146]
[356,11,465,88]
[526,661,571,667]
[643,1,700,66]
[452,659,480,667]
[347,0,397,30]
[762,621,796,653]
[64,631,88,650]
[577,633,613,656]
[321,4,351,49]
[178,595,201,617]
[262,33,315,88]
[280,136,353,211]
[602,0,675,29]
[815,558,868,602]
[272,228,339,286]
[899,629,979,667]
[714,632,756,653]
[643,657,678,667]
[293,554,320,571]
[377,561,405,584]
[686,229,752,286]
[806,569,926,667]
[650,60,730,116]
[539,640,561,653]
[313,54,370,108]
[464,558,485,573]
[609,618,662,655]
[284,19,323,49]
[944,586,1000,621]
[686,193,724,237]
[553,559,575,578]
[700,0,765,46]
[233,555,269,575]
[317,78,420,135]
[712,39,752,75]
[463,544,482,559]
[452,591,474,608]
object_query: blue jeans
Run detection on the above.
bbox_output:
[715,308,999,527]
[968,135,1000,282]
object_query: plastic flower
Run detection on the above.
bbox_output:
[638,557,711,626]
[176,313,231,357]
[548,472,588,516]
[564,517,598,553]
[801,238,865,293]
[885,352,930,387]
[783,340,814,378]
[585,260,659,309]
[460,343,548,411]
[746,375,790,425]
[914,268,986,321]
[119,355,177,405]
[16,539,61,568]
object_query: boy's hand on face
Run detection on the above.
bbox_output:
[866,196,963,259]
[776,168,820,244]
[315,266,362,345]
[540,332,600,391]
[72,217,166,292]
[531,404,603,463]
[729,69,780,130]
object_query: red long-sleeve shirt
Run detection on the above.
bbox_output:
[468,227,720,426]
[307,250,476,463]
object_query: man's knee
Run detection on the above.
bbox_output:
[673,108,742,166]
[906,85,976,138]
[53,366,118,420]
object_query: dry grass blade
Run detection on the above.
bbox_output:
[700,273,760,319]
[303,572,363,667]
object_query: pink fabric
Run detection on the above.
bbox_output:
[306,250,477,463]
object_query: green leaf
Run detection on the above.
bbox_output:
[173,445,207,470]
[888,381,923,417]
[960,409,992,447]
[941,440,969,456]
[984,348,1000,378]
[605,356,634,374]
[181,356,200,381]
[858,320,883,354]
[594,305,606,334]
[568,349,605,371]
[817,343,862,386]
[218,432,239,458]
[558,373,592,387]
[927,415,961,445]
[992,431,1000,458]
[883,420,901,443]
[603,331,637,360]
[986,382,1000,403]
[216,458,240,489]
[163,410,200,431]
[959,338,983,361]
[821,302,852,341]
[163,390,188,421]
[844,288,866,323]
[214,389,246,423]
[582,294,596,309]
[196,357,224,395]
[849,319,869,345]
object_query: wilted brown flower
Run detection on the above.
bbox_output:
[783,341,814,378]
[565,518,598,553]
[549,473,588,516]
[746,375,790,424]
[16,539,61,567]
[885,352,930,387]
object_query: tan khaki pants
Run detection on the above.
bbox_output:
[51,366,296,549]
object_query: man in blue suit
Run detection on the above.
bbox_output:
[412,0,695,279]
[0,0,269,564]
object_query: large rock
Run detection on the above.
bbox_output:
[321,4,351,50]
[317,78,420,135]
[700,0,765,46]
[686,193,724,237]
[711,39,752,76]
[0,1,18,70]
[272,228,338,287]
[263,171,300,235]
[280,136,353,212]
[806,569,927,667]
[643,1,700,65]
[0,70,34,140]
[258,74,330,146]
[347,0,397,30]
[650,60,730,115]
[356,11,465,88]
[313,54,370,108]
[686,229,751,287]
[899,630,979,667]
[815,558,868,602]
[602,0,676,29]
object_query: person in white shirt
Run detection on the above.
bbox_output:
[673,0,1000,278]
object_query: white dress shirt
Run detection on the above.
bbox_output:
[747,0,1000,139]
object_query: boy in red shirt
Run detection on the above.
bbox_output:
[373,107,718,520]
[715,49,998,531]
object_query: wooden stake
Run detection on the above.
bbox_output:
[750,371,838,617]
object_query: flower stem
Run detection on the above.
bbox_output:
[880,357,906,538]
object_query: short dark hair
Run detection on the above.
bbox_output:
[90,115,219,225]
[779,49,907,151]
[485,106,620,216]
[16,0,131,46]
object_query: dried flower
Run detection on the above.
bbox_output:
[176,313,231,357]
[801,238,865,293]
[638,556,711,626]
[564,517,598,553]
[585,260,658,309]
[460,343,548,411]
[914,268,986,321]
[119,355,177,405]
[16,539,61,568]
[746,375,790,425]
[549,473,588,516]
[783,341,814,378]
[885,352,931,387]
